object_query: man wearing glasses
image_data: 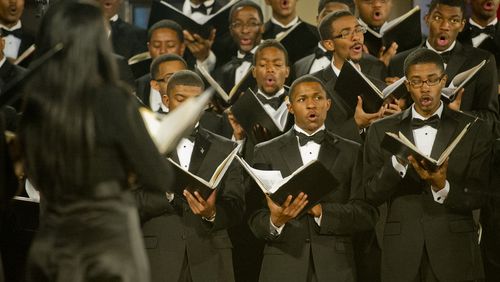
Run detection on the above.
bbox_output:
[388,0,498,135]
[313,10,393,142]
[364,48,492,282]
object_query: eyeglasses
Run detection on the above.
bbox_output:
[430,15,463,26]
[407,74,445,88]
[230,21,262,30]
[332,26,367,40]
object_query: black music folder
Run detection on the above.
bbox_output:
[168,145,239,199]
[334,60,407,114]
[148,0,237,39]
[238,156,339,214]
[364,6,422,55]
[381,117,478,172]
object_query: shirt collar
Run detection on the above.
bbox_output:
[189,0,215,8]
[257,87,285,99]
[411,101,444,120]
[318,41,327,52]
[469,17,498,29]
[294,124,325,136]
[425,40,456,54]
[110,14,119,22]
[0,57,5,68]
[270,16,299,29]
[0,20,21,31]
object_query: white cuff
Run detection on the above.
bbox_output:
[196,50,216,72]
[431,181,450,204]
[269,218,285,236]
[392,155,408,177]
[202,212,216,222]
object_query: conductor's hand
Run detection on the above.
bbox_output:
[267,193,308,227]
[183,29,215,62]
[184,189,217,219]
[307,204,322,218]
[408,156,448,192]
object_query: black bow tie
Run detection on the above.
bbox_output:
[411,115,440,129]
[234,53,253,64]
[191,3,213,15]
[295,130,325,146]
[271,23,292,36]
[439,51,452,64]
[1,28,22,38]
[470,24,496,39]
[314,46,332,60]
[256,93,285,110]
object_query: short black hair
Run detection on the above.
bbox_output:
[318,0,355,14]
[403,48,445,77]
[289,75,328,101]
[229,0,264,23]
[148,19,184,42]
[166,70,205,97]
[318,9,354,41]
[428,0,466,18]
[150,53,187,79]
[253,39,290,66]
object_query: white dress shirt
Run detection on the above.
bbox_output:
[425,40,456,69]
[235,44,258,85]
[149,87,169,113]
[183,0,215,22]
[1,21,22,59]
[391,103,450,204]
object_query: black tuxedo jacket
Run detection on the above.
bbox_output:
[388,42,499,132]
[458,21,500,82]
[166,0,227,13]
[213,56,257,106]
[0,60,26,111]
[135,127,244,282]
[134,73,151,108]
[363,107,492,282]
[248,129,377,282]
[110,18,148,60]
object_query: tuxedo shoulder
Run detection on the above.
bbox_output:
[294,53,315,67]
[462,44,495,59]
[136,73,151,84]
[361,53,381,64]
[325,130,361,147]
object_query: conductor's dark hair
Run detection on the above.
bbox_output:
[166,70,205,97]
[20,0,119,199]
[289,75,328,101]
[318,9,353,41]
[229,0,264,23]
[428,0,466,17]
[403,48,445,76]
[318,0,355,14]
[150,53,187,79]
[253,39,289,66]
[148,19,184,43]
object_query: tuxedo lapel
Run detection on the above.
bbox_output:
[399,108,415,144]
[445,42,467,82]
[429,109,459,160]
[279,130,303,175]
[189,130,212,175]
[317,133,340,172]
